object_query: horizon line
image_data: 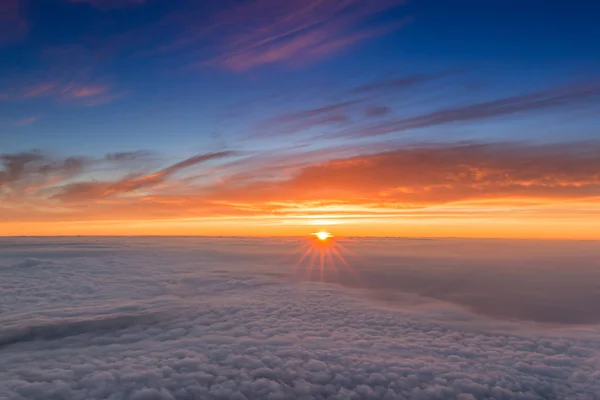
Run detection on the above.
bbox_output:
[1,235,598,242]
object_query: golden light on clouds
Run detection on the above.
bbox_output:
[2,143,600,238]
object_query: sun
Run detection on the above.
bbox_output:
[294,230,356,283]
[313,231,333,241]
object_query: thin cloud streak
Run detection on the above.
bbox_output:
[250,100,361,138]
[5,81,122,106]
[62,85,109,99]
[104,151,154,162]
[364,105,392,118]
[330,82,600,139]
[191,0,408,70]
[240,68,470,139]
[350,70,460,94]
[243,76,600,142]
[0,43,124,107]
[54,151,237,202]
[22,82,59,99]
[14,115,43,127]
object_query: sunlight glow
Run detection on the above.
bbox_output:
[314,231,333,241]
[293,231,357,284]
[308,219,342,226]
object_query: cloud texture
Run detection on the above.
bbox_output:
[0,237,599,399]
[2,141,600,238]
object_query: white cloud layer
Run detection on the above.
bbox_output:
[1,237,599,399]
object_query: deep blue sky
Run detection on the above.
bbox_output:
[1,0,599,158]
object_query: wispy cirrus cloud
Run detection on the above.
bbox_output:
[104,150,153,162]
[2,80,122,107]
[62,85,109,99]
[240,69,467,139]
[350,70,457,94]
[21,82,59,99]
[251,100,361,138]
[0,42,126,109]
[216,0,408,71]
[14,115,43,127]
[58,83,126,106]
[243,76,600,140]
[54,151,238,202]
[331,81,600,139]
[1,0,408,78]
[156,0,409,71]
[1,64,123,107]
[364,105,392,118]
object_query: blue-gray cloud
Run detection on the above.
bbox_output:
[0,237,599,399]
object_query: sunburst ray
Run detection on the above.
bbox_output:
[293,231,358,283]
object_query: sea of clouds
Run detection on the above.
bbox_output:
[1,237,599,400]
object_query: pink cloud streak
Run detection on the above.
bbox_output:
[22,82,59,99]
[200,0,408,71]
[14,115,43,127]
[63,85,109,99]
[1,79,121,106]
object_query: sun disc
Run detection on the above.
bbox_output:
[314,231,333,241]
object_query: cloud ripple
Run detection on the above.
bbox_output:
[0,238,599,399]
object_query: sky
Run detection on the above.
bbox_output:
[1,0,600,237]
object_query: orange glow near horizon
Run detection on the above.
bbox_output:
[313,231,333,241]
[2,143,600,239]
[2,207,600,239]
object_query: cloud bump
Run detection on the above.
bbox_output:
[0,237,599,399]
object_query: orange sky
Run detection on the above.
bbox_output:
[3,213,600,239]
[2,143,600,238]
